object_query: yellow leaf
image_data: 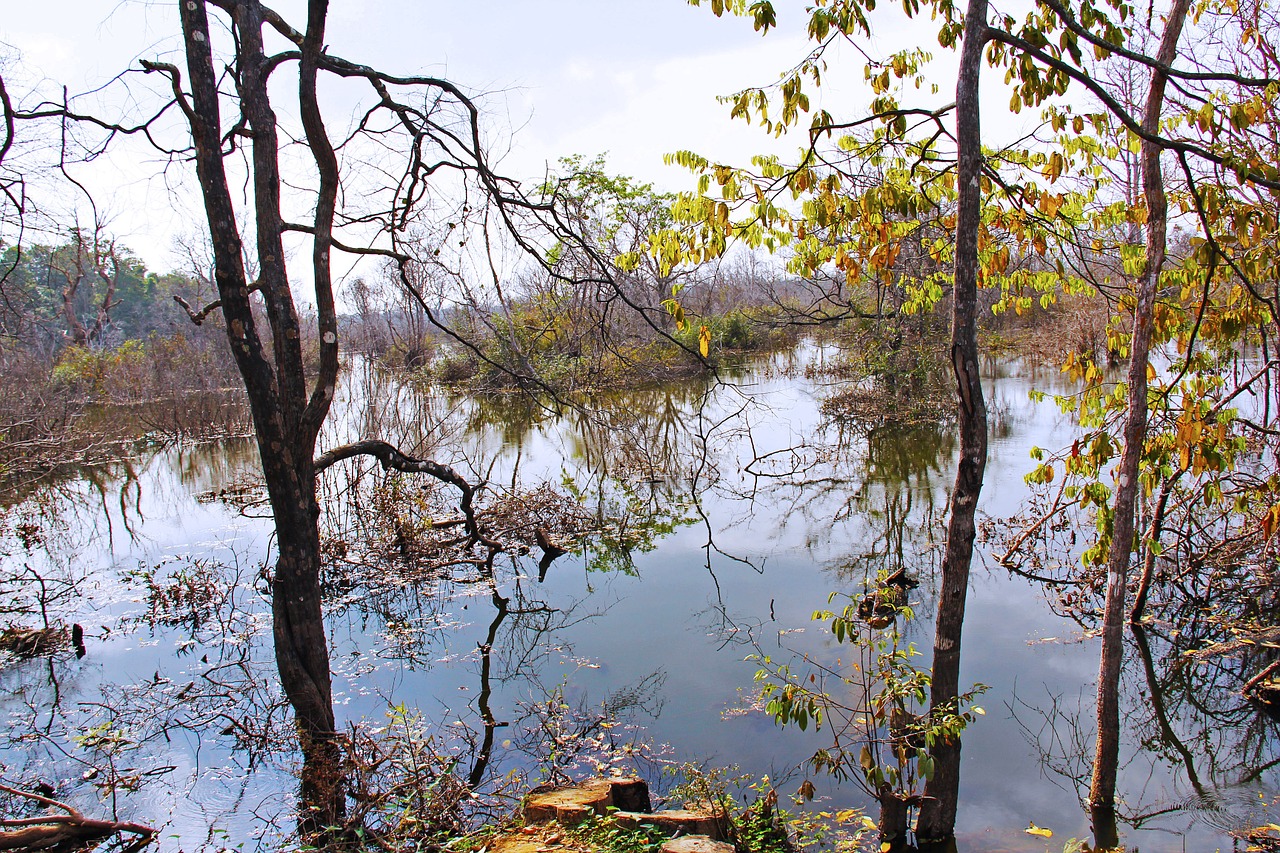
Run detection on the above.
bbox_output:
[699,325,711,358]
[881,844,892,853]
[1025,822,1053,838]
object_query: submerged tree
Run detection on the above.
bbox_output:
[980,0,1280,842]
[664,0,998,843]
[1086,0,1192,841]
[2,0,735,838]
[0,0,673,840]
[155,0,460,832]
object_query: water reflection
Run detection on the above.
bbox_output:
[0,352,1276,850]
[1009,617,1280,844]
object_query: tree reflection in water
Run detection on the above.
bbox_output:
[712,410,959,849]
[0,458,682,846]
[4,354,1279,848]
[999,455,1280,845]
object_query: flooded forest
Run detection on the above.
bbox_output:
[1,1,1279,852]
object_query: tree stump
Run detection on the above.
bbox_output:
[612,807,728,841]
[524,777,652,825]
[608,777,651,813]
[661,837,734,853]
[524,779,613,825]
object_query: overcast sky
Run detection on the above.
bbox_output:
[1,1,964,270]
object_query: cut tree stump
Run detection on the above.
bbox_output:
[612,808,728,841]
[522,777,725,842]
[524,777,650,825]
[608,778,652,813]
[661,837,735,853]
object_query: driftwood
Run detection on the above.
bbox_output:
[0,784,154,852]
[535,528,567,559]
[1243,660,1280,720]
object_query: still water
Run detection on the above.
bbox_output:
[0,346,1274,851]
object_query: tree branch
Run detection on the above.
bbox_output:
[986,26,1280,192]
[173,279,260,326]
[0,783,154,851]
[1035,0,1279,87]
[314,439,502,551]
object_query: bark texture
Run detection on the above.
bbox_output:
[915,0,990,843]
[1088,0,1192,844]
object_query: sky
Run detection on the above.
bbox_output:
[0,0,966,272]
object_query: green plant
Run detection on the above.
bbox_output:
[663,766,871,853]
[342,704,499,851]
[569,813,669,853]
[732,792,794,853]
[751,575,986,849]
[51,340,146,397]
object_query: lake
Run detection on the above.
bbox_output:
[1,345,1274,851]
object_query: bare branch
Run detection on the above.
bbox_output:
[986,25,1280,192]
[1035,0,1279,87]
[0,782,155,850]
[314,439,502,551]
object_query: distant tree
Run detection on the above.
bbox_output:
[46,225,145,347]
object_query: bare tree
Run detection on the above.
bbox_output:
[49,224,125,347]
[139,0,542,836]
[0,0,704,841]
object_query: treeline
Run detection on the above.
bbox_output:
[344,256,807,392]
[0,232,246,481]
[1,231,216,353]
[341,157,813,392]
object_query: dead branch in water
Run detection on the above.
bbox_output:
[315,439,502,552]
[0,782,154,851]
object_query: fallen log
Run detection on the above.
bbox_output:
[0,784,154,852]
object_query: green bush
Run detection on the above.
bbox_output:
[51,340,146,396]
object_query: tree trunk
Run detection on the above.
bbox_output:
[878,788,912,853]
[1088,0,1191,844]
[177,0,344,838]
[269,462,344,836]
[915,0,989,843]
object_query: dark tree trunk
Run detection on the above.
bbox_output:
[1089,0,1190,843]
[878,788,912,853]
[915,0,989,844]
[31,0,574,840]
[176,0,344,837]
[269,465,343,835]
